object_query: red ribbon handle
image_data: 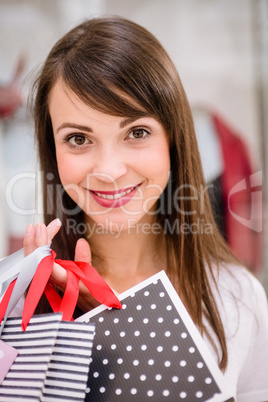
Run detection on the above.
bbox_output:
[21,250,121,330]
[0,280,16,325]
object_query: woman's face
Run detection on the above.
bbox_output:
[49,80,170,233]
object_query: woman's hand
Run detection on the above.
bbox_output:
[23,219,100,313]
[23,219,62,256]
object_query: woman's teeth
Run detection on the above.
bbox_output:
[94,186,136,200]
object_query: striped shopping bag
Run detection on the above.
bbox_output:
[0,313,95,402]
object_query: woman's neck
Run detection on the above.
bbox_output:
[86,217,166,293]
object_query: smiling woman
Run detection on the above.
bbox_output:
[49,80,170,229]
[22,16,268,401]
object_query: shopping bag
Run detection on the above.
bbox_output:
[77,271,234,402]
[0,244,121,400]
[0,313,95,402]
[0,244,121,334]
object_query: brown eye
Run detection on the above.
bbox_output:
[68,134,89,147]
[129,128,149,140]
[74,135,85,145]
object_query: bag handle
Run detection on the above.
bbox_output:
[0,247,122,332]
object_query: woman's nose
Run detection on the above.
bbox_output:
[91,147,128,183]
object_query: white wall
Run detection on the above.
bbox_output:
[0,0,106,256]
[0,0,260,153]
[104,0,260,161]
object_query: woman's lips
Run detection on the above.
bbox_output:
[90,185,140,208]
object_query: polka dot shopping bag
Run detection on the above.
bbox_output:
[77,271,234,402]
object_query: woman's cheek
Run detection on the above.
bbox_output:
[56,153,79,185]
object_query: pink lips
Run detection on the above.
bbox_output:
[90,185,140,208]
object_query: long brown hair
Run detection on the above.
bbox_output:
[32,16,238,370]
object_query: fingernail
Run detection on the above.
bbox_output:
[36,224,41,237]
[48,218,62,228]
[25,224,32,236]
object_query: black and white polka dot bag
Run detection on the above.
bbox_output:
[77,271,234,402]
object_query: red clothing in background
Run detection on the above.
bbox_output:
[212,113,263,273]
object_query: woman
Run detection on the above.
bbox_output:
[24,16,268,400]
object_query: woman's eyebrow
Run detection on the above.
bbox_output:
[120,115,153,128]
[56,116,150,134]
[120,116,140,128]
[56,123,93,134]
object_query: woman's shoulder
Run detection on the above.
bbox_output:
[208,262,268,400]
[212,262,267,309]
[209,261,268,339]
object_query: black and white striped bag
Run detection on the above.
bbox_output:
[0,313,95,402]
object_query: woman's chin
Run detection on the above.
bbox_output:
[85,214,146,237]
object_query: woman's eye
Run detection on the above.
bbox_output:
[67,134,89,147]
[128,128,150,140]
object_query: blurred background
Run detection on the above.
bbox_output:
[0,0,267,292]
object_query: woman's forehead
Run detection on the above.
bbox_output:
[49,77,151,119]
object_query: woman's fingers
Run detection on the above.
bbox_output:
[51,237,91,291]
[47,219,62,244]
[24,223,98,313]
[24,222,48,255]
[23,219,62,257]
[50,262,68,288]
[74,238,92,263]
[23,224,36,256]
[51,238,99,312]
[76,282,101,312]
[35,223,49,247]
[73,238,100,312]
